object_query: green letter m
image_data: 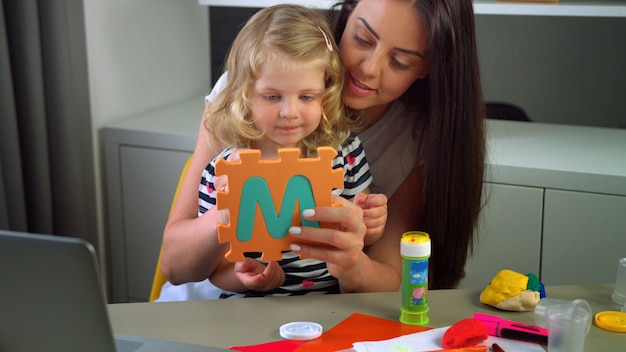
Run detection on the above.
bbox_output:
[237,175,320,242]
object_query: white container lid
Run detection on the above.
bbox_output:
[401,231,431,258]
[279,321,323,341]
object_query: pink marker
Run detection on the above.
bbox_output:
[472,313,548,345]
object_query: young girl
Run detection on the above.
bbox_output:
[159,4,385,300]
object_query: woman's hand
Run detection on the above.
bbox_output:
[234,259,285,292]
[287,195,369,291]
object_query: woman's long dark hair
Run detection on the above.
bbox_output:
[332,0,486,289]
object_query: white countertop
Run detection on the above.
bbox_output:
[485,120,626,195]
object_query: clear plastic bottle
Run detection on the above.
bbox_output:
[399,231,430,325]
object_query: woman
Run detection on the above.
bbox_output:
[160,0,485,293]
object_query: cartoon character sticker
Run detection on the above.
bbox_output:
[411,287,425,304]
[409,259,428,305]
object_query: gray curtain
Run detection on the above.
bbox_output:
[0,0,98,247]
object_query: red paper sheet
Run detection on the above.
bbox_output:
[294,312,431,352]
[230,339,305,352]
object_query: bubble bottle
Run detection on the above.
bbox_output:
[399,231,431,325]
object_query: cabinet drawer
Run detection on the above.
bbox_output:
[108,146,191,302]
[460,183,543,289]
[542,190,626,285]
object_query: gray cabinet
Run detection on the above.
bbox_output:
[459,121,626,289]
[102,98,202,302]
[461,183,543,288]
[542,190,626,285]
[461,184,626,289]
[116,147,190,301]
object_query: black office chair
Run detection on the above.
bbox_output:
[486,102,532,122]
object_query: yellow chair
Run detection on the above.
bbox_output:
[149,156,193,302]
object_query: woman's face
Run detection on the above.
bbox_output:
[339,0,430,124]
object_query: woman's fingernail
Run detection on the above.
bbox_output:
[290,244,302,252]
[289,226,301,235]
[302,209,315,218]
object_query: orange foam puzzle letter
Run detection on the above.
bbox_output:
[215,147,344,261]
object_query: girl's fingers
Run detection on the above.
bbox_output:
[213,174,228,191]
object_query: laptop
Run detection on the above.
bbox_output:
[0,230,229,352]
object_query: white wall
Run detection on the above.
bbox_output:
[83,0,210,279]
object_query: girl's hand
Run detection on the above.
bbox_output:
[353,193,388,245]
[234,258,285,292]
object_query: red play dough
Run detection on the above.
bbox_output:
[442,318,488,348]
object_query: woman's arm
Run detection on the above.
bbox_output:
[290,165,424,292]
[356,165,424,291]
[160,104,228,284]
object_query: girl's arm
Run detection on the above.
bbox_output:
[210,258,285,293]
[208,260,245,292]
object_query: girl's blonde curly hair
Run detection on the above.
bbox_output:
[204,4,358,158]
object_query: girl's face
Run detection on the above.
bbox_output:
[249,61,325,158]
[339,0,430,125]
